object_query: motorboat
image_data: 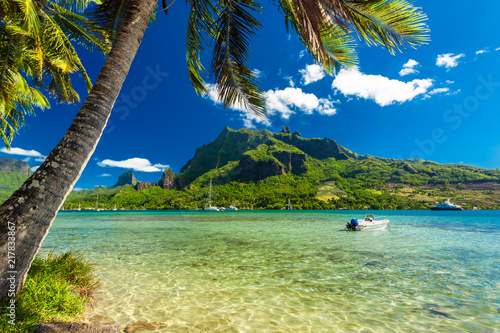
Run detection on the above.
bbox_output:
[227,205,238,211]
[430,199,464,211]
[346,214,390,231]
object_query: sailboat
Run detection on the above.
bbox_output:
[113,204,117,211]
[96,195,100,211]
[204,179,219,211]
[76,203,81,211]
[287,199,293,211]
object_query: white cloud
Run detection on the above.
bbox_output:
[31,166,40,172]
[299,64,325,85]
[399,59,420,76]
[299,50,308,59]
[496,47,500,51]
[73,187,86,191]
[436,53,465,69]
[331,69,434,106]
[205,84,337,128]
[98,173,112,177]
[284,75,295,88]
[1,147,43,157]
[153,163,170,169]
[446,89,461,96]
[242,112,272,129]
[475,49,489,55]
[98,158,168,172]
[428,87,450,95]
[252,69,262,78]
[266,87,337,118]
[445,80,455,84]
[205,84,272,128]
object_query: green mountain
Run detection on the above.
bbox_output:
[0,157,32,202]
[0,157,32,175]
[62,127,500,210]
[177,126,355,185]
[113,170,138,187]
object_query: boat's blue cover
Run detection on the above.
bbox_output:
[350,218,359,226]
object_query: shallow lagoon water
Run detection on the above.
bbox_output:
[44,210,500,332]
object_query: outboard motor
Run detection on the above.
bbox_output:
[347,218,359,231]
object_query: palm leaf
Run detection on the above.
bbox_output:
[87,0,157,38]
[210,0,266,116]
[320,22,357,73]
[276,0,357,74]
[186,0,217,95]
[48,2,112,55]
[87,0,129,35]
[0,0,112,147]
[326,0,430,53]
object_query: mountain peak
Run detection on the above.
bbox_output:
[113,170,137,187]
[281,126,290,134]
[0,157,32,176]
[176,127,357,184]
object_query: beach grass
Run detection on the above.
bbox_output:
[0,251,99,333]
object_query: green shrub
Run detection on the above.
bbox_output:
[0,252,98,333]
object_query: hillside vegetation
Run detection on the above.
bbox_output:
[61,127,500,210]
[0,157,32,202]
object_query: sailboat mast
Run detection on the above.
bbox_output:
[209,179,212,207]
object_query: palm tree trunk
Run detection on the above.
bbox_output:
[0,0,158,299]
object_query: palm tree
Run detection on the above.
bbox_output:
[0,0,429,298]
[0,0,110,147]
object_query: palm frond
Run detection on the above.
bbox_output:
[87,0,129,35]
[276,0,357,74]
[320,22,357,73]
[274,0,428,75]
[0,0,113,146]
[48,2,112,55]
[326,0,430,53]
[13,0,41,35]
[87,0,157,38]
[50,0,100,13]
[210,0,266,116]
[0,69,48,148]
[186,0,217,95]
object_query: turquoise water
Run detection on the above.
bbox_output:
[44,211,499,332]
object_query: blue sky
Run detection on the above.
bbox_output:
[1,0,500,190]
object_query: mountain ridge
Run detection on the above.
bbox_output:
[64,126,499,210]
[1,128,497,209]
[0,157,32,176]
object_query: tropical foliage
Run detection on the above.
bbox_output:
[0,171,28,202]
[0,0,110,147]
[0,252,98,333]
[186,0,429,116]
[59,128,500,211]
